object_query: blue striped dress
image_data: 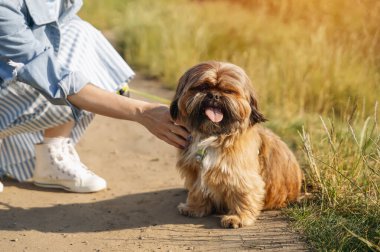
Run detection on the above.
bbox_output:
[0,18,135,181]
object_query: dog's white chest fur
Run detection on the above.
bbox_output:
[185,132,262,184]
[186,135,239,195]
[189,135,220,171]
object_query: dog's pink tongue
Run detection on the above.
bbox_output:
[205,107,224,123]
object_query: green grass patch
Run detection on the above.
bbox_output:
[289,104,380,251]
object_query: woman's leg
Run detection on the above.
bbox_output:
[0,80,103,192]
[44,121,75,138]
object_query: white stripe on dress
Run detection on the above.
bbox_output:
[0,18,134,181]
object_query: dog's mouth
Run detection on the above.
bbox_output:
[187,98,241,135]
[204,106,224,123]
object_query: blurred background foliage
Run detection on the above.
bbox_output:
[80,0,380,117]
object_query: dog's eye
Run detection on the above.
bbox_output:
[223,90,235,94]
[196,84,209,91]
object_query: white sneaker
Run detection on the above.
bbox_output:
[33,138,107,193]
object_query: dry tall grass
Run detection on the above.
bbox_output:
[292,103,380,251]
[81,0,380,116]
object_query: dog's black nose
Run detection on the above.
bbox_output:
[207,92,220,100]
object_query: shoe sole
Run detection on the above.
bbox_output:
[33,181,106,193]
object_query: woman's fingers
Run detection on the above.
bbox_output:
[160,133,186,149]
[167,129,188,148]
[160,120,189,149]
[169,123,190,141]
[161,106,190,147]
[138,102,191,149]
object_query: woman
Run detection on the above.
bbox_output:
[0,0,189,193]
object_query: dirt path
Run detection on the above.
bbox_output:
[0,75,309,251]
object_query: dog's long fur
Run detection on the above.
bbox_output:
[170,61,303,228]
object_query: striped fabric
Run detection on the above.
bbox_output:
[0,18,135,181]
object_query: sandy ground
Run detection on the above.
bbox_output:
[0,75,309,252]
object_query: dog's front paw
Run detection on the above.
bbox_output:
[221,215,243,229]
[177,203,196,217]
[177,203,209,217]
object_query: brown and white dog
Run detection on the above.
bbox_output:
[170,61,303,228]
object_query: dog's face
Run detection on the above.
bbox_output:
[170,61,266,135]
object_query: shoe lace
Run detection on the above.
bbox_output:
[64,139,80,161]
[48,139,94,177]
[63,139,95,176]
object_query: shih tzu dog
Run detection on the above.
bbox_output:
[170,61,303,228]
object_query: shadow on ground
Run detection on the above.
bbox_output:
[0,184,224,233]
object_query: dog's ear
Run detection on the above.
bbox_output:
[242,74,267,125]
[170,99,179,120]
[249,92,267,125]
[170,69,191,121]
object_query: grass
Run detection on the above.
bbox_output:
[80,1,380,250]
[288,103,380,251]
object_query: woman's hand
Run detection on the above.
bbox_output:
[136,103,190,149]
[68,84,190,149]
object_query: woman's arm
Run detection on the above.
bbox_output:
[0,2,89,107]
[68,84,189,149]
